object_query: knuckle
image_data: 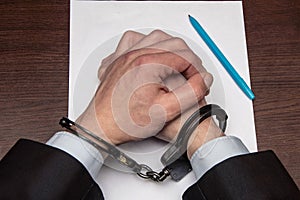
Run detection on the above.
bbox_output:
[148,29,171,40]
[172,37,188,48]
[122,30,137,39]
[150,29,165,36]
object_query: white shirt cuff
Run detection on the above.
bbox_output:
[190,136,249,180]
[46,131,104,180]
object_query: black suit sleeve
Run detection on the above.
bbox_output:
[0,139,104,200]
[183,150,300,200]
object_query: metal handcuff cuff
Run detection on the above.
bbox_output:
[59,104,228,182]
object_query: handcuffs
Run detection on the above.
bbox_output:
[60,104,228,182]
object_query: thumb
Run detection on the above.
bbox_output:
[156,72,213,121]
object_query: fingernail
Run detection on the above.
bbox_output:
[203,73,213,88]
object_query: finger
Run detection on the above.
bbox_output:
[98,52,115,80]
[147,38,207,76]
[114,30,145,57]
[130,50,205,80]
[146,37,190,53]
[98,30,145,80]
[128,29,172,51]
[103,29,171,73]
[156,73,213,121]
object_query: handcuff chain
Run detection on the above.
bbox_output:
[59,117,170,182]
[137,164,170,182]
[59,104,227,183]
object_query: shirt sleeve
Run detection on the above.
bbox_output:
[46,131,104,180]
[190,135,250,180]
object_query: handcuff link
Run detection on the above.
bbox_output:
[59,104,228,182]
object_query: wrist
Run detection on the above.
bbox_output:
[187,117,224,159]
[76,98,123,146]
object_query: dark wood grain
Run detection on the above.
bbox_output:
[243,0,300,187]
[0,1,69,157]
[0,0,299,188]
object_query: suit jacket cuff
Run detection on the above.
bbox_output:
[190,136,249,179]
[47,131,103,180]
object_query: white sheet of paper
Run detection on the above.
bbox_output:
[69,1,257,199]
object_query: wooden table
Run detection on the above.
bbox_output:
[0,0,299,187]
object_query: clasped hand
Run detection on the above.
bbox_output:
[76,30,214,150]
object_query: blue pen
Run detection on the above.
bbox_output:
[188,15,255,100]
